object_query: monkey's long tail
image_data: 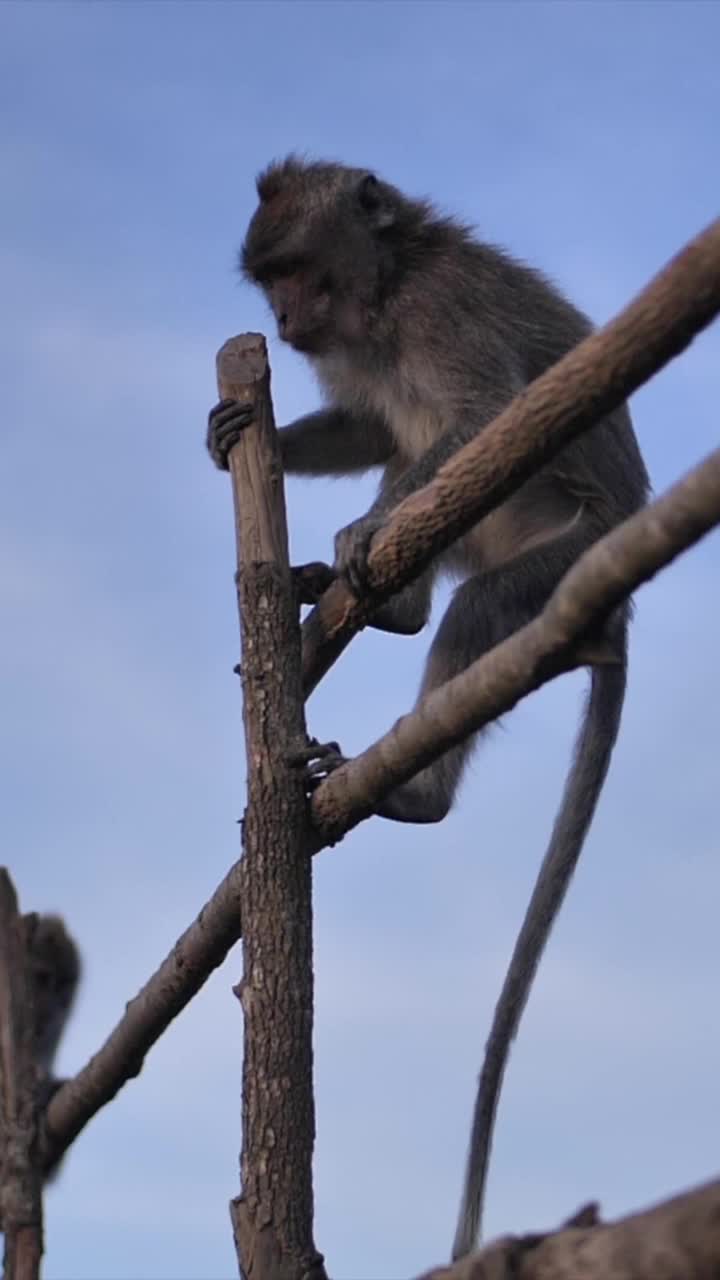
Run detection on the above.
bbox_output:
[451,658,627,1262]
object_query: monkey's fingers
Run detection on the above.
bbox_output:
[206,398,255,470]
[304,753,348,792]
[334,516,383,598]
[286,737,342,767]
[288,738,348,791]
[292,561,337,605]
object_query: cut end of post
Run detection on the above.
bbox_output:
[216,333,269,400]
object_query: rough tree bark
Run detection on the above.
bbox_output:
[216,335,327,1280]
[0,872,43,1280]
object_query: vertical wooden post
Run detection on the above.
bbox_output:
[0,872,43,1280]
[216,335,326,1280]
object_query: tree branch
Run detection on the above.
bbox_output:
[0,872,43,1280]
[417,1178,720,1279]
[301,216,720,697]
[217,335,326,1280]
[41,859,246,1171]
[309,445,720,844]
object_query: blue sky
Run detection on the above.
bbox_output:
[2,2,719,1277]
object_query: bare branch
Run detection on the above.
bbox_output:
[310,446,720,844]
[0,872,43,1280]
[217,335,326,1280]
[302,216,720,697]
[417,1178,720,1279]
[42,859,245,1169]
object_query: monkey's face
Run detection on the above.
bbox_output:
[246,238,380,356]
[261,263,337,354]
[241,158,398,355]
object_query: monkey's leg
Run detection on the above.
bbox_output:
[368,567,435,635]
[293,560,433,635]
[340,454,437,634]
[376,528,621,824]
[208,401,396,475]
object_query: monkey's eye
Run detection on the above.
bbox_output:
[274,256,309,281]
[317,271,334,295]
[254,255,308,287]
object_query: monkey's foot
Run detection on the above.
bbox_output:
[288,737,349,791]
[292,561,337,605]
[206,398,255,470]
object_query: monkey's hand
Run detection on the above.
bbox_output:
[334,512,385,597]
[206,399,255,470]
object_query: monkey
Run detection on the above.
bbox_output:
[206,157,649,1259]
[25,913,81,1179]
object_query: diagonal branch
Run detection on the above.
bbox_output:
[301,216,720,697]
[309,445,720,844]
[417,1177,720,1280]
[41,859,246,1172]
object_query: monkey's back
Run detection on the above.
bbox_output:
[313,216,650,553]
[390,232,650,530]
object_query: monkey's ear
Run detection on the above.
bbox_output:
[357,173,396,230]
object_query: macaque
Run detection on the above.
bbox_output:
[207,157,649,1257]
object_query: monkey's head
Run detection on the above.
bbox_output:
[241,156,408,354]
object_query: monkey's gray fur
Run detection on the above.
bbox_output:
[25,913,81,1180]
[207,156,649,1259]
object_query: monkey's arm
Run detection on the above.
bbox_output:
[380,385,519,511]
[279,408,396,475]
[208,401,395,475]
[335,383,519,593]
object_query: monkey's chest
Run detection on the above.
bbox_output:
[386,400,445,459]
